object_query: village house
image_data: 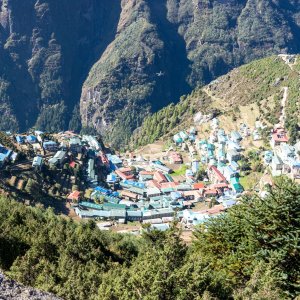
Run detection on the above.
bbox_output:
[271,155,283,174]
[152,163,172,174]
[43,141,58,152]
[69,137,82,153]
[26,135,37,144]
[207,166,227,184]
[115,168,135,180]
[16,135,24,144]
[271,128,288,147]
[226,149,241,163]
[67,190,81,202]
[173,133,183,145]
[87,159,98,184]
[169,152,182,164]
[279,143,296,160]
[0,153,7,167]
[49,151,67,167]
[120,190,139,201]
[230,131,242,143]
[147,187,161,198]
[108,154,123,170]
[153,171,167,183]
[222,165,238,181]
[32,156,43,170]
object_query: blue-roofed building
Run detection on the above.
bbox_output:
[230,161,240,172]
[94,186,111,195]
[191,161,199,174]
[189,126,196,135]
[107,173,118,184]
[173,134,183,144]
[109,155,123,167]
[43,141,57,152]
[26,135,37,144]
[121,180,146,189]
[231,177,244,194]
[179,131,189,141]
[222,165,238,181]
[0,153,7,167]
[16,136,24,144]
[189,134,196,142]
[0,144,11,156]
[170,191,182,201]
[217,148,226,162]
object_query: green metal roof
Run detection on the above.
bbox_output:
[79,202,103,210]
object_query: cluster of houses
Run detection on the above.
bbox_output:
[269,127,300,178]
[73,122,245,227]
[0,114,299,232]
[172,121,245,195]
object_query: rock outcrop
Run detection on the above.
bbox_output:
[0,272,61,300]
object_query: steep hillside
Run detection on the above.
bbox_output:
[1,178,299,299]
[1,1,300,146]
[80,0,300,147]
[0,0,121,132]
[131,55,300,147]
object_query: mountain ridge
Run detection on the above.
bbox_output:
[0,0,300,146]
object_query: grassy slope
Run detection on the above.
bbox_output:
[131,55,300,148]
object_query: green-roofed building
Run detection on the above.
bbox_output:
[165,174,174,182]
[79,201,103,210]
[103,202,127,211]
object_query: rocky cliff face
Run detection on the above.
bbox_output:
[0,0,120,132]
[0,0,300,146]
[80,0,300,147]
[0,272,62,300]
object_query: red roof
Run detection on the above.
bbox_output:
[169,152,183,162]
[160,182,178,189]
[69,161,76,168]
[193,182,205,190]
[204,188,218,196]
[153,171,167,183]
[209,166,227,182]
[272,129,288,143]
[139,171,154,175]
[115,170,135,180]
[208,183,229,189]
[147,180,162,189]
[67,190,81,201]
[120,190,138,199]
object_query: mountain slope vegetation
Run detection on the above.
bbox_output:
[0,177,299,299]
[131,55,300,148]
[1,1,300,146]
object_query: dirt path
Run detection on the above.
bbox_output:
[278,87,288,128]
[202,87,228,111]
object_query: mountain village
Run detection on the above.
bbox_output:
[0,106,299,237]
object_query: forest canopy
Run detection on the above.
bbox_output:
[0,176,299,300]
